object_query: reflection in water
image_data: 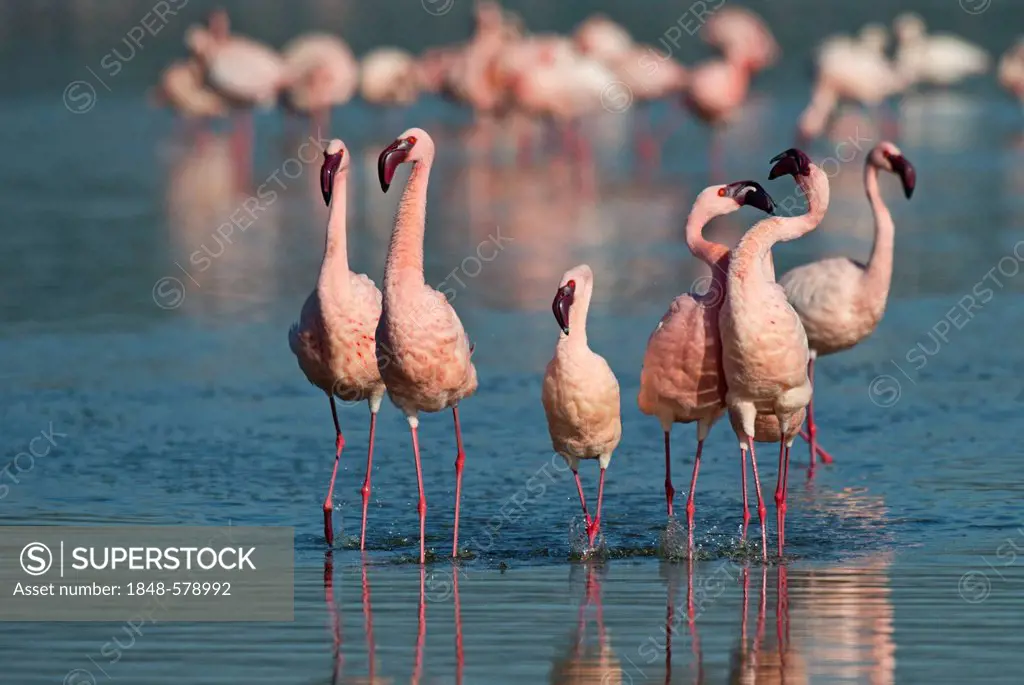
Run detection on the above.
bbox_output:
[551,564,620,685]
[324,555,391,685]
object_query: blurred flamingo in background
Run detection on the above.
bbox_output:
[149,59,228,130]
[542,265,622,548]
[780,142,916,472]
[999,38,1024,105]
[719,148,829,560]
[360,47,422,114]
[893,13,990,89]
[638,181,776,549]
[281,32,359,135]
[289,140,385,549]
[701,6,779,76]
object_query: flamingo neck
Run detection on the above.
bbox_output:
[557,287,592,351]
[385,160,431,292]
[317,167,350,296]
[731,165,831,282]
[797,84,837,142]
[862,161,895,301]
[684,200,731,284]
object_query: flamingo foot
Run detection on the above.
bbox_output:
[798,430,834,464]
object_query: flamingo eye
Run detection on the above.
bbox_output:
[406,136,418,145]
[717,187,727,197]
[567,279,575,289]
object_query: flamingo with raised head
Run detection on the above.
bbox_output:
[376,128,478,564]
[637,181,776,549]
[779,142,916,471]
[542,265,621,548]
[281,32,359,134]
[719,148,830,560]
[289,140,385,549]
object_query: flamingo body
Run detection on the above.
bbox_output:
[281,33,359,113]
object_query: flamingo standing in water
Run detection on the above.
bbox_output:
[542,265,622,548]
[637,181,776,548]
[289,140,385,549]
[779,142,916,470]
[892,13,990,88]
[376,128,478,564]
[684,58,754,178]
[149,59,228,123]
[719,148,830,560]
[998,38,1024,104]
[700,6,779,76]
[280,32,359,135]
[360,48,421,109]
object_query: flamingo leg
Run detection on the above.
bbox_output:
[452,406,466,558]
[359,408,378,551]
[324,396,345,547]
[413,566,426,685]
[410,420,427,564]
[746,437,768,562]
[454,568,464,685]
[798,429,835,464]
[587,467,606,546]
[740,446,750,540]
[685,439,704,551]
[773,439,790,558]
[572,469,592,528]
[664,430,675,519]
[805,357,833,467]
[361,556,376,682]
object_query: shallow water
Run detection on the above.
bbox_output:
[4,0,1024,683]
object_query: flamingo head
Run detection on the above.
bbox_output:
[552,264,593,336]
[872,141,916,199]
[768,148,813,180]
[893,13,925,44]
[378,128,431,192]
[320,140,348,206]
[710,180,776,215]
[207,7,230,42]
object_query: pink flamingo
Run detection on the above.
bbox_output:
[684,59,753,178]
[289,139,385,549]
[360,47,421,108]
[376,128,478,564]
[701,6,780,76]
[719,148,830,560]
[542,265,622,548]
[149,59,228,123]
[999,38,1024,104]
[637,181,776,549]
[281,32,359,135]
[779,142,915,471]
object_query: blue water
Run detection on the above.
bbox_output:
[3,0,1024,683]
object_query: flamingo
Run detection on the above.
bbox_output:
[280,32,359,135]
[719,148,830,560]
[700,6,779,75]
[893,13,990,88]
[683,58,754,178]
[542,265,622,549]
[637,181,776,549]
[288,139,385,549]
[998,38,1024,104]
[360,47,421,108]
[149,59,228,122]
[572,14,633,65]
[376,128,478,564]
[779,142,916,470]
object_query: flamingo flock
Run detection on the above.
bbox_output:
[152,3,943,563]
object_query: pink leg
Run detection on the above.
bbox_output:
[805,358,833,468]
[747,437,768,562]
[361,556,376,682]
[359,409,378,551]
[587,468,606,546]
[685,439,704,551]
[773,439,790,558]
[664,431,675,519]
[324,396,345,547]
[573,469,592,527]
[740,447,750,539]
[452,406,466,558]
[410,421,427,564]
[799,429,835,464]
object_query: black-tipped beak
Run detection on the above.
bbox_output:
[377,138,414,193]
[320,150,343,206]
[888,154,916,199]
[769,148,812,179]
[552,284,574,335]
[725,180,776,215]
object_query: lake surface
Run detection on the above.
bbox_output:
[3,0,1024,682]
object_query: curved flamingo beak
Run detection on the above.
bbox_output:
[725,180,776,214]
[320,150,343,206]
[768,148,812,179]
[551,282,575,335]
[377,138,415,193]
[887,154,916,199]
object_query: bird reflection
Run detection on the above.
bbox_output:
[728,566,805,685]
[550,563,620,685]
[322,554,390,685]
